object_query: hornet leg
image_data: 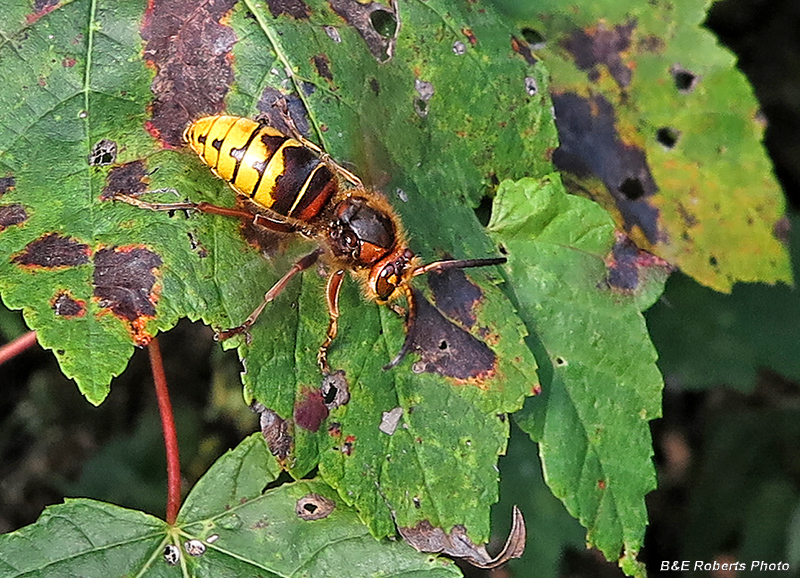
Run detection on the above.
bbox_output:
[217,248,324,342]
[112,193,296,233]
[317,268,346,373]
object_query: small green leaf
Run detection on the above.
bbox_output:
[0,500,167,576]
[0,434,462,577]
[488,176,665,575]
[177,432,283,524]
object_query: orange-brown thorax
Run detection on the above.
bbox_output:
[325,194,418,303]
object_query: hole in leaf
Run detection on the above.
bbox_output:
[474,194,493,226]
[656,127,680,149]
[321,370,350,409]
[439,340,448,351]
[370,9,397,38]
[413,79,434,118]
[322,384,338,405]
[521,27,546,46]
[324,26,341,43]
[671,66,698,92]
[89,139,118,166]
[295,493,336,520]
[618,177,645,201]
[524,76,538,96]
[709,256,718,267]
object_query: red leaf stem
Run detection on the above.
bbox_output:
[148,337,182,524]
[0,330,38,366]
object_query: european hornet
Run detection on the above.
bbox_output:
[114,109,505,372]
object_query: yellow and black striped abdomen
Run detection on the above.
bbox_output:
[183,115,337,222]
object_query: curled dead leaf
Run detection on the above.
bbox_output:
[399,505,525,569]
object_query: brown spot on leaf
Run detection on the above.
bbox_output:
[142,0,237,146]
[406,289,496,382]
[13,233,90,268]
[89,139,117,166]
[552,92,661,243]
[462,27,477,46]
[400,505,526,569]
[427,263,484,328]
[252,402,293,461]
[294,387,329,432]
[52,292,86,317]
[329,0,398,62]
[0,176,15,195]
[266,0,309,18]
[676,203,698,229]
[93,246,162,322]
[510,35,537,66]
[312,53,333,81]
[606,231,672,292]
[773,216,791,246]
[0,204,27,231]
[341,434,355,455]
[296,493,335,521]
[562,21,635,88]
[639,35,664,53]
[102,160,148,199]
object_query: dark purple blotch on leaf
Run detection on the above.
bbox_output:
[552,92,661,244]
[294,388,329,432]
[12,233,90,268]
[0,203,27,231]
[406,289,496,381]
[427,263,484,328]
[93,247,162,321]
[102,161,148,199]
[52,292,86,317]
